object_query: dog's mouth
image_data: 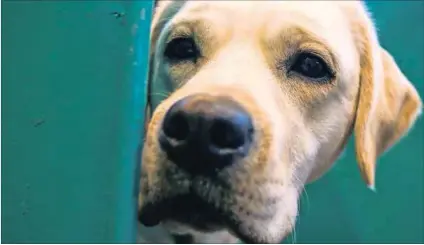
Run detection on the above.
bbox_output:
[139,193,228,232]
[139,192,262,243]
[138,177,288,244]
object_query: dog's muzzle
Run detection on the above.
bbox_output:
[139,94,270,241]
[158,93,254,176]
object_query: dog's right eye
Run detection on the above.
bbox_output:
[164,37,199,62]
[290,52,334,82]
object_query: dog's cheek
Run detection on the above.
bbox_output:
[169,63,199,84]
[141,108,168,184]
[279,124,320,183]
[245,186,299,243]
[264,185,300,243]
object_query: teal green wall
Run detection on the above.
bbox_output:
[285,1,424,243]
[1,1,153,243]
[2,1,422,244]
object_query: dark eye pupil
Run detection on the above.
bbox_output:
[292,53,329,79]
[164,37,198,61]
[301,57,322,74]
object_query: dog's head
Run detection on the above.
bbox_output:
[139,1,422,243]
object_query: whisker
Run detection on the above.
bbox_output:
[302,188,311,213]
[291,221,298,244]
[292,174,310,214]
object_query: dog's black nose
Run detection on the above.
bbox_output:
[159,94,254,175]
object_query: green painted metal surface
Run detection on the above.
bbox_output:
[1,1,153,243]
[2,1,422,244]
[284,1,424,243]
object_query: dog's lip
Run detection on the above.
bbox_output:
[139,193,287,243]
[138,200,165,227]
[138,193,226,230]
[138,194,284,243]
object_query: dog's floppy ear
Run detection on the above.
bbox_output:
[145,0,185,134]
[143,0,162,135]
[145,0,186,134]
[353,7,422,189]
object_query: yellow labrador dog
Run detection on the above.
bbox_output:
[138,1,422,243]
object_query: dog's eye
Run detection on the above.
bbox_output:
[164,37,199,61]
[291,53,332,80]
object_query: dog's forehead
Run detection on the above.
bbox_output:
[176,1,353,35]
[172,1,359,56]
[169,1,360,73]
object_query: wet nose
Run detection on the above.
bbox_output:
[159,94,254,175]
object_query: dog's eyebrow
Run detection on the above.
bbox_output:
[184,3,211,15]
[183,2,231,16]
[166,20,203,40]
[166,19,213,44]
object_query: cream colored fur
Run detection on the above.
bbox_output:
[138,1,422,243]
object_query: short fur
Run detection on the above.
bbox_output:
[138,1,422,243]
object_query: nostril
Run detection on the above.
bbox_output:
[209,119,245,149]
[163,112,190,141]
[159,95,255,175]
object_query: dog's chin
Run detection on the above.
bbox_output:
[139,192,289,244]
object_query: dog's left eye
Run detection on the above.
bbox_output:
[290,53,332,80]
[164,37,199,61]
